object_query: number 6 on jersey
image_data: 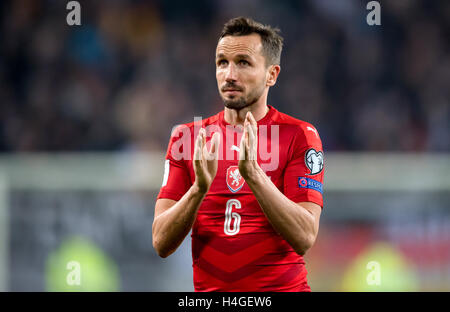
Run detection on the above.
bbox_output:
[224,199,241,236]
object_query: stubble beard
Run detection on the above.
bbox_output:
[222,84,266,111]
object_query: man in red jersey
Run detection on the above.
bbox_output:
[152,17,324,292]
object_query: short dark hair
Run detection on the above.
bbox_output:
[219,17,284,66]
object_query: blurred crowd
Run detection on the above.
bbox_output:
[0,0,448,152]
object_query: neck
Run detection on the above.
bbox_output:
[223,96,269,126]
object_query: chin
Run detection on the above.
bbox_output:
[222,95,248,110]
[223,100,250,110]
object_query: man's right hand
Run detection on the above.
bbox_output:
[193,128,220,194]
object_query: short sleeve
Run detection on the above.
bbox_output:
[156,126,192,201]
[283,124,324,208]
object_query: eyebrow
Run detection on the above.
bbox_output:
[216,53,252,60]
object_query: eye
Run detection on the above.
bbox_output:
[238,60,250,66]
[217,59,228,66]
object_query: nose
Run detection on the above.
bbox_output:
[225,63,237,82]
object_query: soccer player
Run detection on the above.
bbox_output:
[152,17,324,292]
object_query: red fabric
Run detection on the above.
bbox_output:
[157,105,324,291]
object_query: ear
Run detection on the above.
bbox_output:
[266,65,281,87]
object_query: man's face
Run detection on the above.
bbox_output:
[216,34,269,110]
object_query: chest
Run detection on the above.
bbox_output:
[186,125,294,194]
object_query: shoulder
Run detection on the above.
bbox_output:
[169,111,221,140]
[180,112,221,130]
[274,109,316,129]
[272,109,322,145]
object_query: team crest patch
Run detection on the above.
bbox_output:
[305,148,324,175]
[226,166,245,193]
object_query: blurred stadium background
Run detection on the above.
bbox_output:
[0,0,449,291]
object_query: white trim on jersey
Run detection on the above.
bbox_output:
[162,159,170,187]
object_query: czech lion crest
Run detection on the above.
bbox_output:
[226,166,245,193]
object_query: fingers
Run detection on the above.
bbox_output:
[195,112,258,163]
[210,132,220,155]
[246,111,257,126]
[195,129,221,161]
[194,136,201,161]
[194,128,205,161]
[245,111,257,138]
[246,112,257,135]
[239,125,247,161]
[201,128,206,148]
[205,132,220,161]
[200,129,211,160]
[246,112,257,159]
[238,111,260,161]
[247,124,256,160]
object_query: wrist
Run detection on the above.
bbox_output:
[240,161,262,181]
[193,181,210,195]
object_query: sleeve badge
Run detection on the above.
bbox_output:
[305,148,324,175]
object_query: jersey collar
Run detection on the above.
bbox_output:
[219,105,277,127]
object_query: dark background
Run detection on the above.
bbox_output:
[0,0,449,292]
[1,0,448,153]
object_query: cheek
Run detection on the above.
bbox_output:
[242,71,258,83]
[216,69,225,83]
[216,73,222,88]
[249,71,267,87]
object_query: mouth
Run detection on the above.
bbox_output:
[223,89,242,94]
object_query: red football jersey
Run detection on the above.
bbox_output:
[157,105,324,292]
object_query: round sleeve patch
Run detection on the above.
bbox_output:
[305,148,324,175]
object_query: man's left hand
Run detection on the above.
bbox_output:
[238,111,260,179]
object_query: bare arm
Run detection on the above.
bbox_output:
[152,129,220,258]
[242,164,321,255]
[238,112,321,255]
[152,186,207,258]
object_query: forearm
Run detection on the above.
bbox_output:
[152,183,207,257]
[244,164,317,255]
